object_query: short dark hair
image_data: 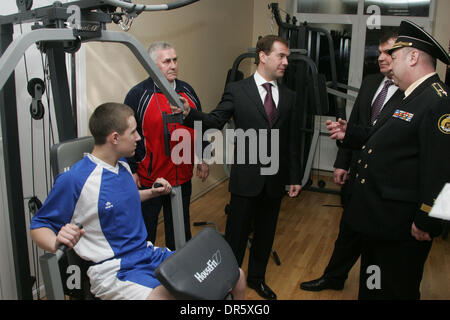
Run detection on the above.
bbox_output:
[89,102,134,145]
[255,35,289,65]
[379,30,398,44]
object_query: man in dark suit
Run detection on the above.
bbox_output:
[173,35,302,299]
[326,20,449,299]
[300,32,404,292]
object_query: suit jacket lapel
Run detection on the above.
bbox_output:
[372,88,404,130]
[360,74,384,125]
[272,82,286,126]
[243,76,270,125]
[367,74,385,108]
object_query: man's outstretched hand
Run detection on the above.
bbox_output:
[326,118,347,141]
[171,96,191,117]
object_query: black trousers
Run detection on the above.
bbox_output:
[323,216,362,282]
[322,179,362,283]
[141,180,192,250]
[358,235,432,300]
[225,187,282,281]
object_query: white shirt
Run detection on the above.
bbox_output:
[371,76,399,112]
[404,72,436,98]
[254,71,279,108]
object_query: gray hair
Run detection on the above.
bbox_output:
[147,41,174,63]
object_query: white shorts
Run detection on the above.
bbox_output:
[87,244,173,300]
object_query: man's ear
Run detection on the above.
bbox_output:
[409,49,420,66]
[259,51,266,65]
[107,131,120,145]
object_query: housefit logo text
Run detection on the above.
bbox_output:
[194,250,222,283]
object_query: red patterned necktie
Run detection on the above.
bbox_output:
[371,79,394,124]
[262,82,276,127]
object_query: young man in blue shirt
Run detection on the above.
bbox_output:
[30,102,245,300]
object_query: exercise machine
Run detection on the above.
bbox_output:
[41,135,238,300]
[0,0,199,300]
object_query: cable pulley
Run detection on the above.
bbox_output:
[27,196,42,216]
[16,0,33,12]
[27,78,45,120]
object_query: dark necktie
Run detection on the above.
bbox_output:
[262,82,276,127]
[371,79,394,124]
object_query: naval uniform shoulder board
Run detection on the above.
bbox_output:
[431,82,448,98]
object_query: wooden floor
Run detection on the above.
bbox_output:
[154,178,450,300]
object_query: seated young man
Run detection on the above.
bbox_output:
[30,102,246,300]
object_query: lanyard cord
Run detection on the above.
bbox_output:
[152,81,180,185]
[152,81,179,136]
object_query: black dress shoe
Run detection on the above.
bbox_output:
[300,276,345,292]
[247,280,277,300]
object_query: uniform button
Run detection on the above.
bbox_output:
[362,145,366,150]
[358,159,362,164]
[364,164,368,169]
[368,149,373,154]
[361,179,366,184]
[356,173,359,178]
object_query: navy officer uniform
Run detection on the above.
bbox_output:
[341,20,450,299]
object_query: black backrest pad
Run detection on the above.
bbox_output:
[155,227,239,300]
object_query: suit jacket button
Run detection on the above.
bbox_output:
[356,173,359,178]
[364,164,368,169]
[362,145,366,150]
[361,179,366,184]
[358,159,362,164]
[368,149,373,154]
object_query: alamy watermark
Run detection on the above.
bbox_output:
[366,5,381,30]
[366,265,381,290]
[66,264,81,290]
[170,121,280,176]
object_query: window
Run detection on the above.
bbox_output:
[291,0,434,88]
[364,0,431,17]
[288,0,435,172]
[297,0,358,15]
[308,23,352,85]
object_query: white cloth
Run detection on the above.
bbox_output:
[429,183,450,221]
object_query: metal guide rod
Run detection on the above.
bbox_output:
[327,87,356,102]
[154,182,186,249]
[301,130,319,187]
[39,252,66,300]
[170,186,186,249]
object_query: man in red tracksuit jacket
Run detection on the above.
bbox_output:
[125,42,209,250]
